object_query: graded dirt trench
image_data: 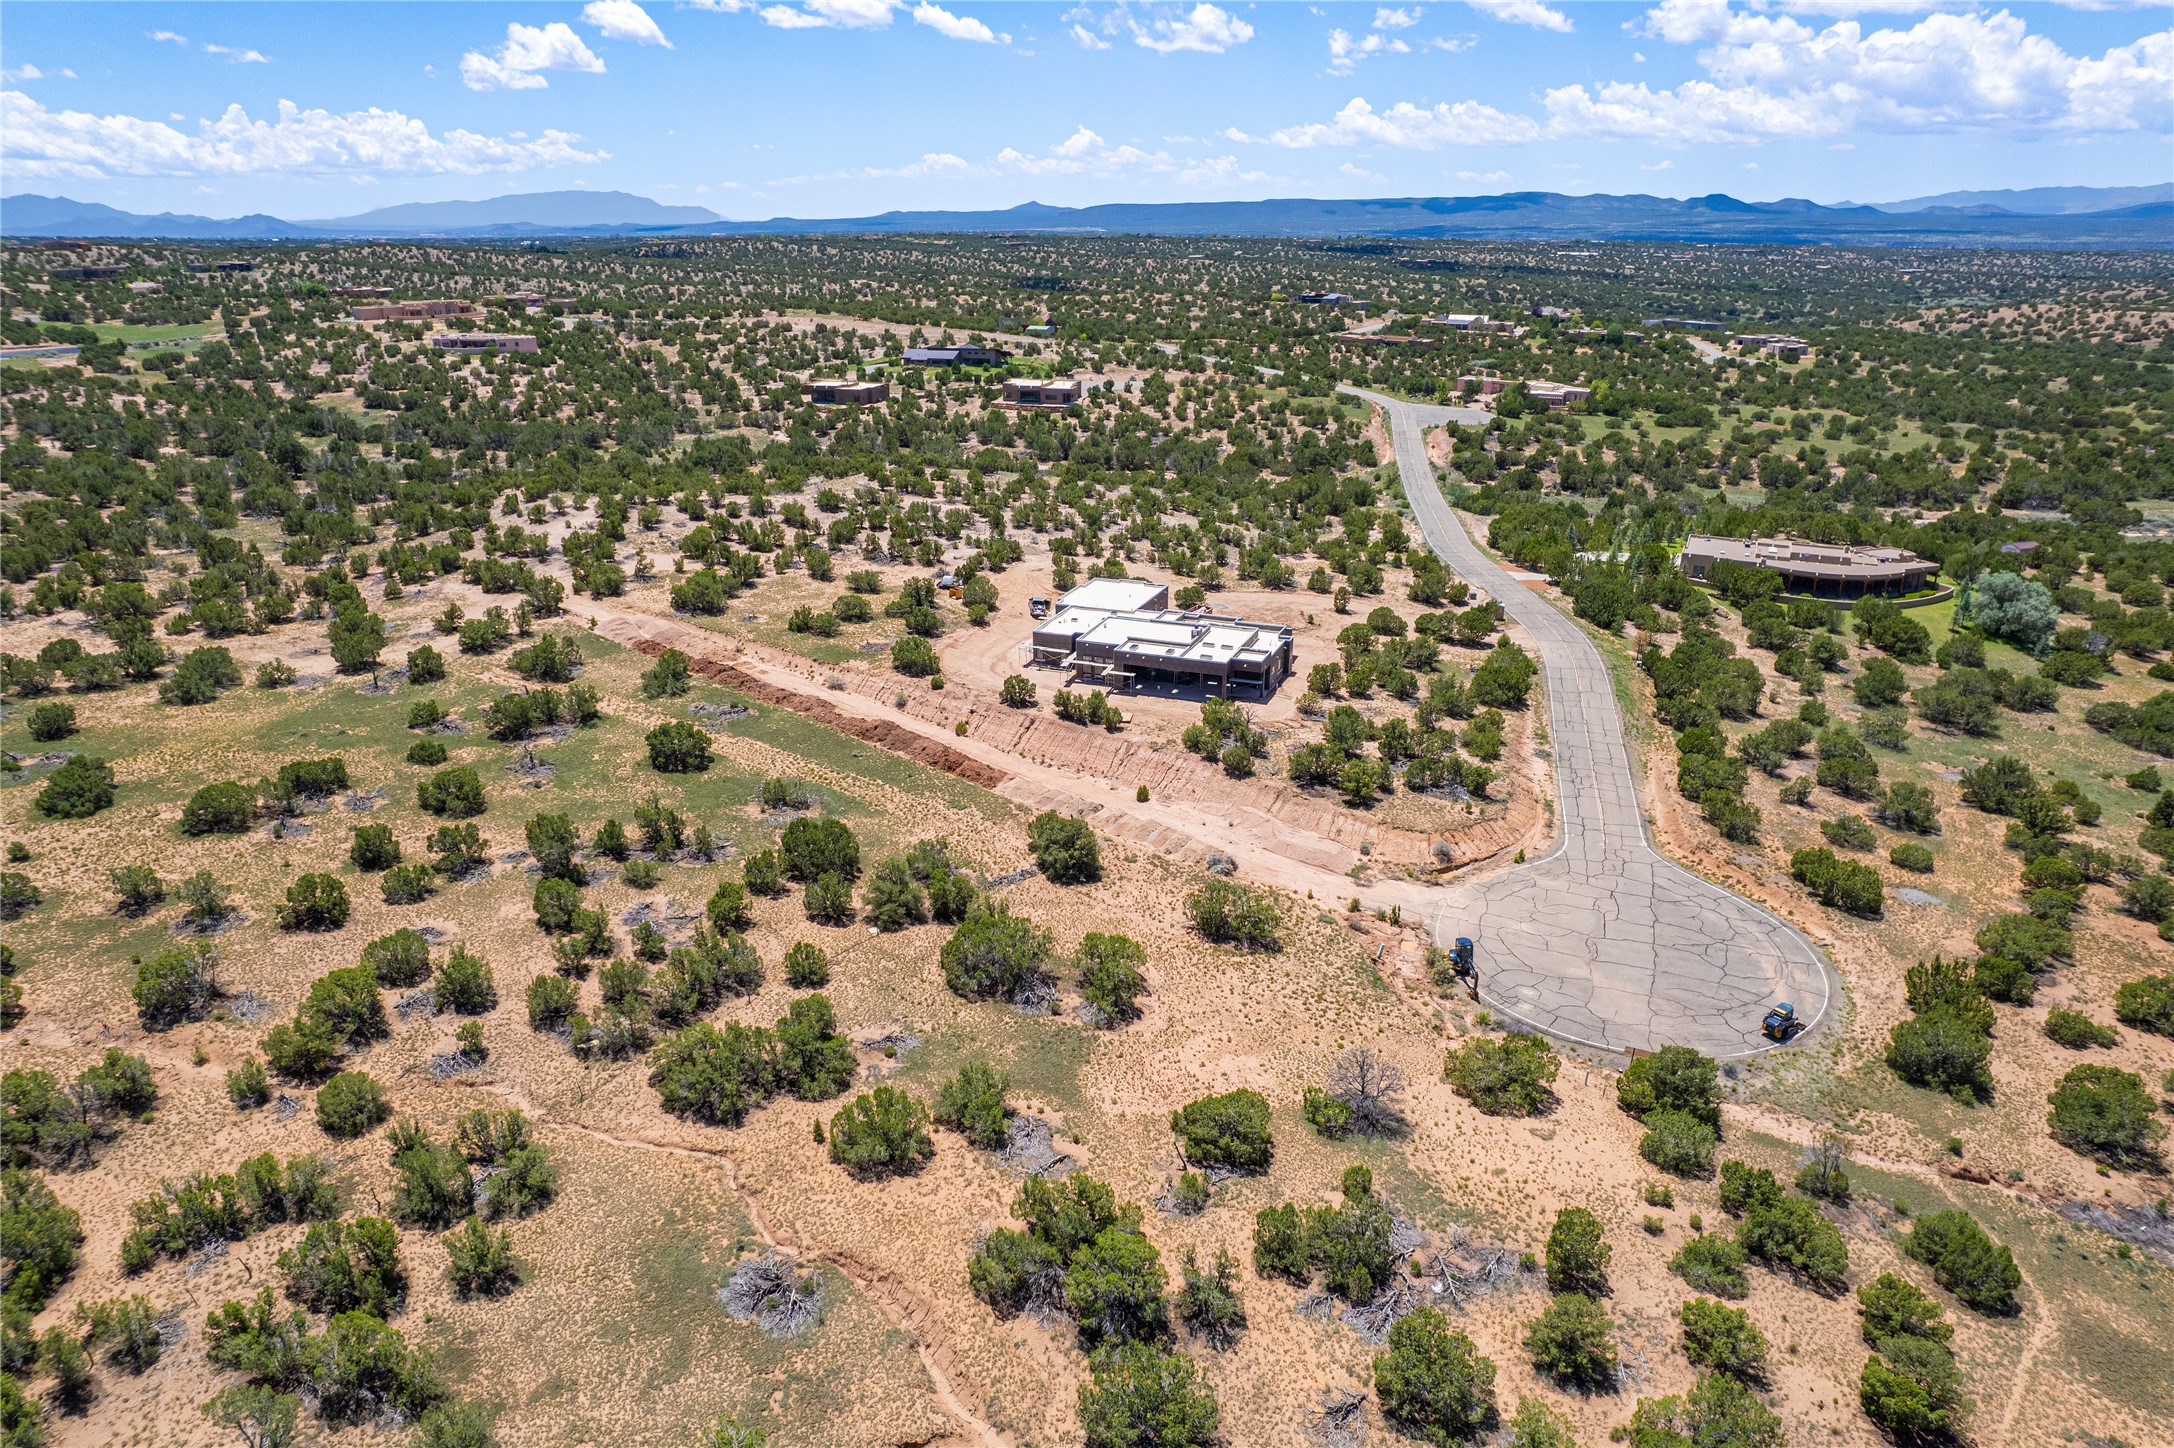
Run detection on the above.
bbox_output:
[1347,386,1836,1058]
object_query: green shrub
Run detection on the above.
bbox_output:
[780,816,861,882]
[1170,1089,1273,1174]
[1887,1009,1994,1103]
[1679,1296,1769,1378]
[1543,1206,1610,1296]
[406,737,449,766]
[435,948,497,1015]
[1897,1211,2019,1317]
[1669,1232,1750,1299]
[1820,814,1878,851]
[182,781,256,835]
[783,941,830,989]
[1790,846,1884,916]
[1524,1292,1616,1388]
[827,1087,934,1179]
[315,1072,390,1139]
[1858,1273,1952,1345]
[1186,877,1279,950]
[1064,1224,1169,1345]
[350,823,401,871]
[35,755,117,819]
[645,720,712,773]
[1640,1109,1718,1178]
[1077,1342,1219,1448]
[2113,974,2174,1034]
[1889,842,1935,873]
[26,701,76,741]
[1616,1045,1721,1129]
[933,1062,1010,1150]
[1739,1195,1849,1289]
[278,874,350,932]
[2046,1064,2163,1167]
[1174,1246,1246,1350]
[1027,810,1102,884]
[1445,1032,1559,1116]
[1076,932,1147,1024]
[2043,1007,2117,1050]
[1373,1308,1497,1444]
[1628,1372,1783,1448]
[416,765,486,818]
[1860,1337,1972,1442]
[940,901,1053,1001]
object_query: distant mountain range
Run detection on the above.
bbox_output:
[1871,183,2173,216]
[4,185,2168,246]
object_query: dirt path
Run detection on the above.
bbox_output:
[1993,1293,2057,1447]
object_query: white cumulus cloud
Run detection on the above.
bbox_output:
[582,0,673,46]
[203,44,271,64]
[1374,8,1421,30]
[1133,4,1254,54]
[1237,95,1541,148]
[1071,22,1112,49]
[1,90,606,179]
[461,22,607,91]
[1241,6,2171,151]
[2,64,43,83]
[913,3,1006,44]
[759,0,903,28]
[752,0,1004,40]
[1466,0,1573,32]
[147,30,188,45]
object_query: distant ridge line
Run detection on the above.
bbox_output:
[4,186,2169,248]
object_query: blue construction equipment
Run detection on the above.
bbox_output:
[1762,1003,1800,1042]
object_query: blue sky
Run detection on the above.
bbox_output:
[3,2,2168,218]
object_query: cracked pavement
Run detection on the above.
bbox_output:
[1348,387,1835,1058]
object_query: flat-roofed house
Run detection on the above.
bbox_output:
[352,299,477,322]
[805,379,889,404]
[1000,377,1082,409]
[1678,535,1937,600]
[430,332,540,355]
[903,344,1010,367]
[1337,332,1438,349]
[1027,579,1294,699]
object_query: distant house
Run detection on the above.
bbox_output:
[1336,332,1437,350]
[1643,317,1726,331]
[805,378,889,405]
[1679,535,1936,600]
[49,266,124,280]
[903,344,1009,367]
[1733,333,1812,361]
[333,286,394,299]
[1297,292,1361,305]
[1000,378,1082,409]
[126,281,163,294]
[353,300,476,322]
[430,332,540,355]
[1457,376,1592,411]
[1999,540,2039,555]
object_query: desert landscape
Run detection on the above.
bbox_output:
[4,221,2172,1448]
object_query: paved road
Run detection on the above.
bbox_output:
[1346,386,1833,1058]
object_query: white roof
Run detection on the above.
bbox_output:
[1058,577,1166,613]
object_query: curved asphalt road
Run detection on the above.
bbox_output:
[1346,387,1834,1058]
